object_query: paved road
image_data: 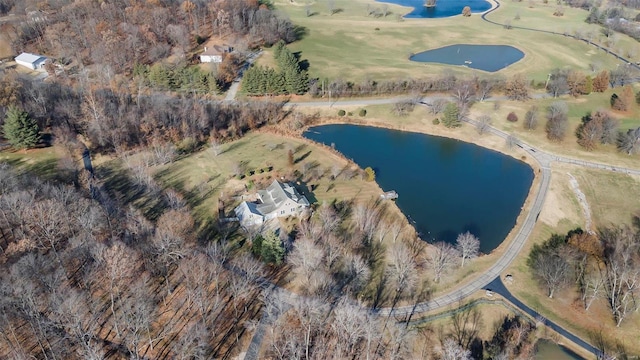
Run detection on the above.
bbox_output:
[241,5,640,351]
[481,0,640,74]
[224,50,263,101]
[484,277,601,357]
[378,118,553,316]
[244,113,639,358]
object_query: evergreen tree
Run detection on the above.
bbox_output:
[260,230,285,265]
[3,106,40,149]
[273,40,286,61]
[442,102,461,128]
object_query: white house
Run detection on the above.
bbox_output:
[234,180,310,227]
[199,45,231,63]
[15,53,47,70]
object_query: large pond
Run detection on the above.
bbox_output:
[535,339,584,360]
[305,124,533,253]
[378,0,492,18]
[410,44,525,72]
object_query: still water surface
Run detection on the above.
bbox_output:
[378,0,492,18]
[410,44,525,72]
[305,124,533,253]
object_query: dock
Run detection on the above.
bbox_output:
[380,190,398,200]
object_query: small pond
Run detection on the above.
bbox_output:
[378,0,492,18]
[304,124,533,253]
[410,44,524,72]
[535,339,584,360]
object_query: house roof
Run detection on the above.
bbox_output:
[15,53,46,64]
[201,45,231,56]
[256,180,309,214]
[235,201,262,217]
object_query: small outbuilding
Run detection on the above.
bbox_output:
[15,53,47,70]
[199,45,232,64]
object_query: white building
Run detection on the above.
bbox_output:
[234,180,310,227]
[15,53,47,70]
[199,45,231,63]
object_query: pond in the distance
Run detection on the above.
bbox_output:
[535,339,584,360]
[304,124,533,253]
[378,0,492,18]
[410,44,525,72]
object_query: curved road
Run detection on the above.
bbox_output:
[241,6,640,355]
[481,0,640,74]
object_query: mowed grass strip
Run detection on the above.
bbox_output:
[267,0,626,81]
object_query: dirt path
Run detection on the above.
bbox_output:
[567,173,594,233]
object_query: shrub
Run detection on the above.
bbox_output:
[347,112,353,116]
[338,109,346,116]
[507,112,519,122]
[359,109,367,117]
[364,166,375,181]
[432,118,440,125]
[462,6,471,16]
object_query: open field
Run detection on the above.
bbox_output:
[265,0,630,81]
[469,89,640,169]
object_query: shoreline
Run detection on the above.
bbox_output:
[295,114,543,298]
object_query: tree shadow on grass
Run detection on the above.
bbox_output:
[294,25,309,41]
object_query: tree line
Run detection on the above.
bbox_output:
[0,73,289,154]
[242,40,309,95]
[0,163,268,359]
[5,0,298,79]
[528,221,640,330]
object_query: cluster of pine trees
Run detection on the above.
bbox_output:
[242,41,309,95]
[133,63,219,94]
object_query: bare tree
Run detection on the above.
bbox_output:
[531,248,572,298]
[545,101,569,141]
[430,98,448,115]
[452,80,476,111]
[475,114,492,135]
[387,242,418,303]
[582,269,604,311]
[330,298,368,358]
[477,78,502,101]
[428,242,459,283]
[455,232,480,267]
[288,237,324,290]
[600,226,640,326]
[506,133,518,150]
[353,200,382,244]
[440,338,472,360]
[523,105,539,130]
[617,127,640,155]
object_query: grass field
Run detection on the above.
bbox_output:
[264,0,632,82]
[153,131,385,223]
[469,89,640,169]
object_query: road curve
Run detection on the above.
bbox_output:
[378,117,552,316]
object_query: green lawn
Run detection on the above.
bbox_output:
[265,0,630,82]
